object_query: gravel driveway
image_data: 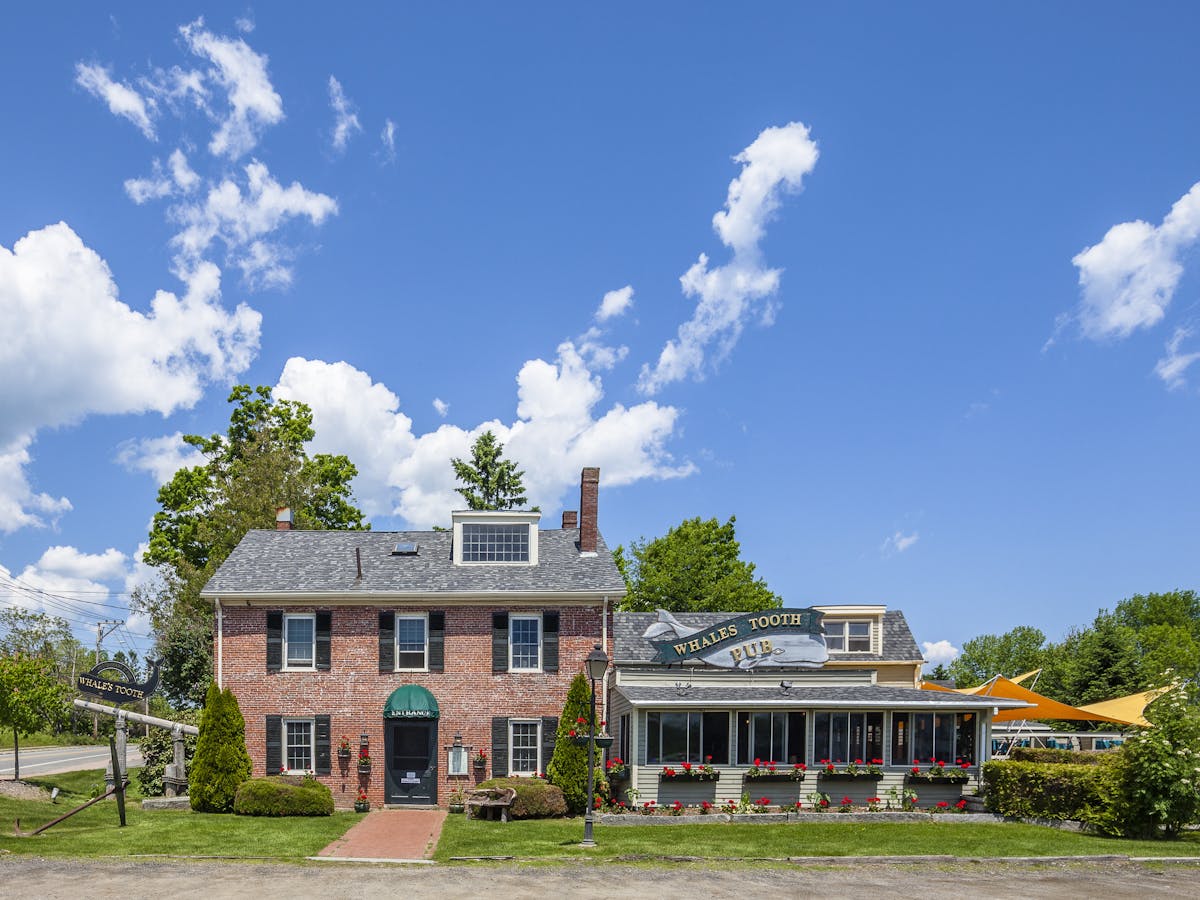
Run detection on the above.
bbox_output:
[2,857,1199,899]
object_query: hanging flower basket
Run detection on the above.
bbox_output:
[358,763,372,775]
[337,749,352,761]
[593,734,615,750]
[354,800,370,812]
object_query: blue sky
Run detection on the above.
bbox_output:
[3,3,1200,670]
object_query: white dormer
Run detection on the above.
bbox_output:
[451,509,541,566]
[813,604,885,654]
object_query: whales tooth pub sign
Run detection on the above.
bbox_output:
[644,608,830,669]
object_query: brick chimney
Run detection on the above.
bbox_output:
[275,507,293,531]
[578,468,599,554]
[561,510,578,529]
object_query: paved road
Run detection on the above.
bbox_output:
[0,744,144,778]
[0,858,1198,899]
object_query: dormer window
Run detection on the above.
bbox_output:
[825,620,872,652]
[451,510,540,565]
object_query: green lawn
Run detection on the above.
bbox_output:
[0,769,357,859]
[433,814,1200,862]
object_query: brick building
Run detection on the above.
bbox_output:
[202,468,623,809]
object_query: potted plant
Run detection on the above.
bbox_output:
[905,758,970,784]
[659,757,719,781]
[448,788,466,814]
[337,735,352,762]
[745,759,806,782]
[473,748,488,771]
[357,746,372,774]
[353,788,370,812]
[605,756,628,780]
[568,716,591,746]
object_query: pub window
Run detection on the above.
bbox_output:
[510,614,542,671]
[812,711,884,763]
[509,720,541,775]
[893,711,975,764]
[283,614,316,670]
[395,613,428,671]
[618,713,631,766]
[646,711,729,765]
[824,621,871,652]
[737,711,806,765]
[462,523,530,562]
[284,718,314,773]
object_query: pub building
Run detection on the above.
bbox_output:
[203,467,1020,809]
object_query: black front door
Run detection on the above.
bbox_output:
[384,720,437,805]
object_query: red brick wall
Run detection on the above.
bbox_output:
[220,604,612,808]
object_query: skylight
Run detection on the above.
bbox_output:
[392,542,419,556]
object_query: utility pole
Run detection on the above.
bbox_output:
[92,620,122,738]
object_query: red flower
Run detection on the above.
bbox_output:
[755,758,762,767]
[854,758,863,765]
[758,797,770,806]
[937,801,949,808]
[911,766,919,775]
[956,799,967,809]
[705,754,713,762]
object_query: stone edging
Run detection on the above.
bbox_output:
[598,812,1004,826]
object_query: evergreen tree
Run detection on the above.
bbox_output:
[451,431,529,510]
[189,681,251,812]
[615,516,780,613]
[546,673,599,814]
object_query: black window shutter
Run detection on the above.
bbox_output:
[541,716,558,774]
[542,611,559,673]
[265,715,282,774]
[379,611,395,673]
[491,716,509,776]
[428,611,445,672]
[266,612,282,671]
[315,715,331,775]
[492,612,509,673]
[315,611,332,671]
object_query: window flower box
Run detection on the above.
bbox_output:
[905,774,969,785]
[906,759,971,783]
[660,763,719,782]
[817,772,882,782]
[744,760,806,782]
[817,758,884,780]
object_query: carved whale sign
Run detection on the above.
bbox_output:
[77,658,162,705]
[644,609,829,669]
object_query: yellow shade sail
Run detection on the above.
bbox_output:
[920,674,1143,726]
[1076,687,1171,729]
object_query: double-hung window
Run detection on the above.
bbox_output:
[283,614,316,670]
[824,620,871,652]
[395,613,428,671]
[509,720,541,775]
[284,718,314,773]
[510,614,541,671]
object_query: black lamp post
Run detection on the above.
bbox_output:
[581,643,609,847]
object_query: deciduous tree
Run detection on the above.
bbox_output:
[0,654,70,779]
[946,626,1047,688]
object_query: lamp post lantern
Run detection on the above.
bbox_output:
[581,643,609,847]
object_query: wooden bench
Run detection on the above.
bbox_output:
[465,787,516,822]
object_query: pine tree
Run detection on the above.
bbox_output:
[451,431,529,510]
[189,682,251,812]
[546,673,599,814]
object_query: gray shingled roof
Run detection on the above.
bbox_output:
[201,528,626,596]
[614,684,1029,709]
[614,609,923,663]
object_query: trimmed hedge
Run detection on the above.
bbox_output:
[981,758,1120,831]
[1008,747,1104,765]
[477,776,568,819]
[233,775,334,817]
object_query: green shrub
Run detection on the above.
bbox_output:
[982,758,1120,831]
[1008,747,1103,765]
[233,776,334,816]
[189,683,252,813]
[136,709,198,796]
[1117,686,1200,838]
[477,777,568,818]
[546,673,596,814]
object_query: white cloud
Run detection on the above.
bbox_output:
[170,159,337,288]
[0,223,260,526]
[432,398,449,418]
[381,119,397,161]
[275,347,694,528]
[179,18,284,159]
[881,531,919,555]
[115,432,206,484]
[125,149,201,204]
[1154,326,1200,390]
[328,76,362,152]
[922,640,959,668]
[34,545,128,582]
[235,14,255,34]
[596,285,634,321]
[1072,182,1200,340]
[639,122,819,394]
[75,62,157,139]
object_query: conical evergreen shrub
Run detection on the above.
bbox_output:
[189,682,252,812]
[546,672,598,814]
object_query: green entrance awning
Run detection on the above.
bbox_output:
[384,684,439,719]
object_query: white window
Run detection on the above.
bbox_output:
[824,620,871,652]
[283,614,316,669]
[510,614,542,671]
[462,523,530,562]
[395,613,428,671]
[510,720,541,775]
[284,718,314,773]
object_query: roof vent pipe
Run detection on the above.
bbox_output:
[355,546,363,579]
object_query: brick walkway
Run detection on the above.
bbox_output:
[316,808,447,862]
